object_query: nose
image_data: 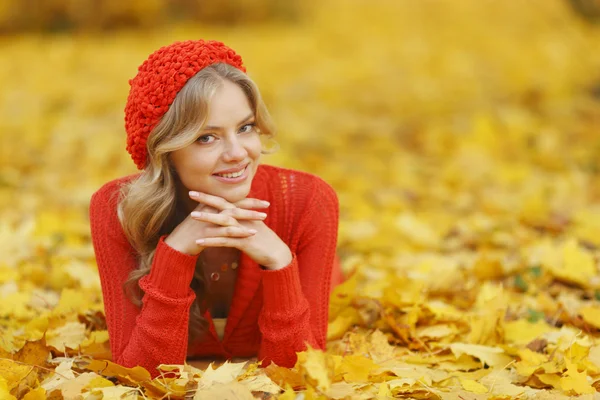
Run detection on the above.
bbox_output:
[222,134,248,162]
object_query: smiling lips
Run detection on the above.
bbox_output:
[213,164,250,183]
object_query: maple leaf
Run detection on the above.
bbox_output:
[197,361,248,388]
[560,358,595,395]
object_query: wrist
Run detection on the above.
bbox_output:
[164,234,200,256]
[261,247,292,271]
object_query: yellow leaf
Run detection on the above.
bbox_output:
[194,382,254,400]
[86,376,114,389]
[544,239,596,288]
[45,321,86,352]
[60,372,100,399]
[377,382,391,398]
[579,305,600,330]
[80,359,151,385]
[504,319,553,345]
[338,355,378,382]
[537,373,561,389]
[324,382,360,399]
[395,213,439,248]
[198,361,247,388]
[22,387,46,400]
[0,376,17,400]
[0,359,35,392]
[276,384,297,400]
[368,330,396,364]
[460,378,488,393]
[88,385,138,399]
[515,348,548,377]
[239,373,281,394]
[560,359,595,394]
[297,348,331,392]
[450,343,513,368]
[328,271,359,320]
[416,324,456,340]
[40,359,76,393]
[327,309,360,341]
[588,345,600,369]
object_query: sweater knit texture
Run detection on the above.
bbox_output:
[89,164,341,376]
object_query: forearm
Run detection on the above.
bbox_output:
[257,256,321,367]
[107,236,199,375]
[114,291,196,373]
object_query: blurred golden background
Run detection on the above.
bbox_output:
[2,0,600,398]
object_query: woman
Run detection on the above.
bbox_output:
[89,39,342,375]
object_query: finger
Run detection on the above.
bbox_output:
[191,211,238,227]
[196,237,248,247]
[193,203,219,214]
[189,191,235,211]
[221,208,267,221]
[203,226,257,238]
[233,198,270,210]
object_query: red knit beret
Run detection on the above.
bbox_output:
[124,40,246,169]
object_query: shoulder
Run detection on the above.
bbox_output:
[90,174,141,207]
[255,164,338,211]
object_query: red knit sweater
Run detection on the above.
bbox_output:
[89,164,341,375]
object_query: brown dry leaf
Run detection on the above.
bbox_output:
[265,363,305,389]
[13,339,50,366]
[79,358,151,385]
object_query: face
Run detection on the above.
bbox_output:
[170,79,262,205]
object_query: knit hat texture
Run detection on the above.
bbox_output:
[124,40,246,169]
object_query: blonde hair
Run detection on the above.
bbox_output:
[117,63,276,341]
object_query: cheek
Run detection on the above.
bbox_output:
[247,135,263,158]
[175,151,215,178]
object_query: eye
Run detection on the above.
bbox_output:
[239,123,256,134]
[196,134,216,144]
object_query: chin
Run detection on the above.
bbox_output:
[215,182,252,203]
[219,190,250,204]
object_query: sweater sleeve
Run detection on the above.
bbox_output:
[89,182,199,376]
[257,177,339,367]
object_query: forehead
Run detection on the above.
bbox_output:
[205,80,253,126]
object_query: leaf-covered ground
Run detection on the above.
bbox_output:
[2,0,600,398]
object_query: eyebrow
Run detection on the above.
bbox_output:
[203,113,255,131]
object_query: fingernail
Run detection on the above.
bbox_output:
[191,211,202,217]
[258,213,267,219]
[248,229,258,234]
[189,191,199,197]
[196,239,205,244]
[261,201,270,206]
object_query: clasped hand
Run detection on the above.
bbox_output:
[164,191,292,270]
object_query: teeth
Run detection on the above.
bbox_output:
[217,166,245,179]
